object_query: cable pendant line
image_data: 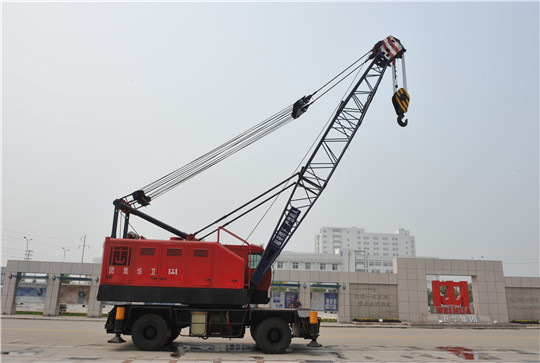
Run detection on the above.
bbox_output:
[147,109,296,200]
[309,55,371,105]
[142,107,290,193]
[195,175,299,241]
[139,105,293,197]
[312,50,371,96]
[135,106,294,202]
[193,173,298,236]
[198,183,295,241]
[245,178,290,241]
[126,51,372,207]
[128,221,140,237]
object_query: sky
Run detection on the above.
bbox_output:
[2,2,539,277]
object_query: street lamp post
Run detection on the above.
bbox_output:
[79,234,87,263]
[23,236,33,261]
[62,247,70,262]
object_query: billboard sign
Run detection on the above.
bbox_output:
[432,280,472,314]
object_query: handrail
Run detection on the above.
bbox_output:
[217,227,253,289]
[216,226,251,247]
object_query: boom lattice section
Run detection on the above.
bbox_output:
[250,57,392,289]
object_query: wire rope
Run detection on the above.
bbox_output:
[149,110,295,200]
[128,105,294,204]
[309,56,371,105]
[129,51,371,206]
[312,50,371,96]
[245,57,370,241]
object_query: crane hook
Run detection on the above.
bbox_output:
[397,114,408,127]
[392,88,409,128]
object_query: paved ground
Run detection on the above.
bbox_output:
[1,316,539,362]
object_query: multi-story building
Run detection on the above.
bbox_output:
[315,227,415,257]
[274,251,344,272]
[321,227,415,273]
[273,227,416,274]
[275,249,397,273]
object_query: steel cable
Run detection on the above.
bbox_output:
[129,51,371,206]
[145,107,295,200]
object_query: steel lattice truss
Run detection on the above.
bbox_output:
[251,58,390,288]
[296,61,387,212]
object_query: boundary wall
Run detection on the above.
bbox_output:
[2,260,103,317]
[2,258,539,323]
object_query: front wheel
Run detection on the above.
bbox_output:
[255,317,291,354]
[132,314,169,351]
[250,323,259,348]
[167,325,180,344]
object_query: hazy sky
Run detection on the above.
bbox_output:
[2,2,538,277]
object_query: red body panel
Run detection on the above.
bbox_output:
[100,237,271,293]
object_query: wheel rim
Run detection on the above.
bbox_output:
[143,325,157,340]
[268,329,281,342]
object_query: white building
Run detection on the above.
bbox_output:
[275,251,344,272]
[275,249,396,274]
[315,227,415,257]
[274,227,416,274]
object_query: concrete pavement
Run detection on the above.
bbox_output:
[2,315,539,362]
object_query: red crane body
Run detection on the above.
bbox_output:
[99,230,272,306]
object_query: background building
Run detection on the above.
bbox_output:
[312,227,416,273]
[276,249,397,273]
[274,251,344,272]
[315,227,416,256]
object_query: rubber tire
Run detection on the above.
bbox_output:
[250,324,258,341]
[255,317,291,354]
[132,314,169,351]
[167,326,180,344]
[250,324,259,348]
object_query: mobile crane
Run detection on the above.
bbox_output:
[97,36,409,354]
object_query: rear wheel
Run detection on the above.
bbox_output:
[255,317,291,354]
[132,314,168,351]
